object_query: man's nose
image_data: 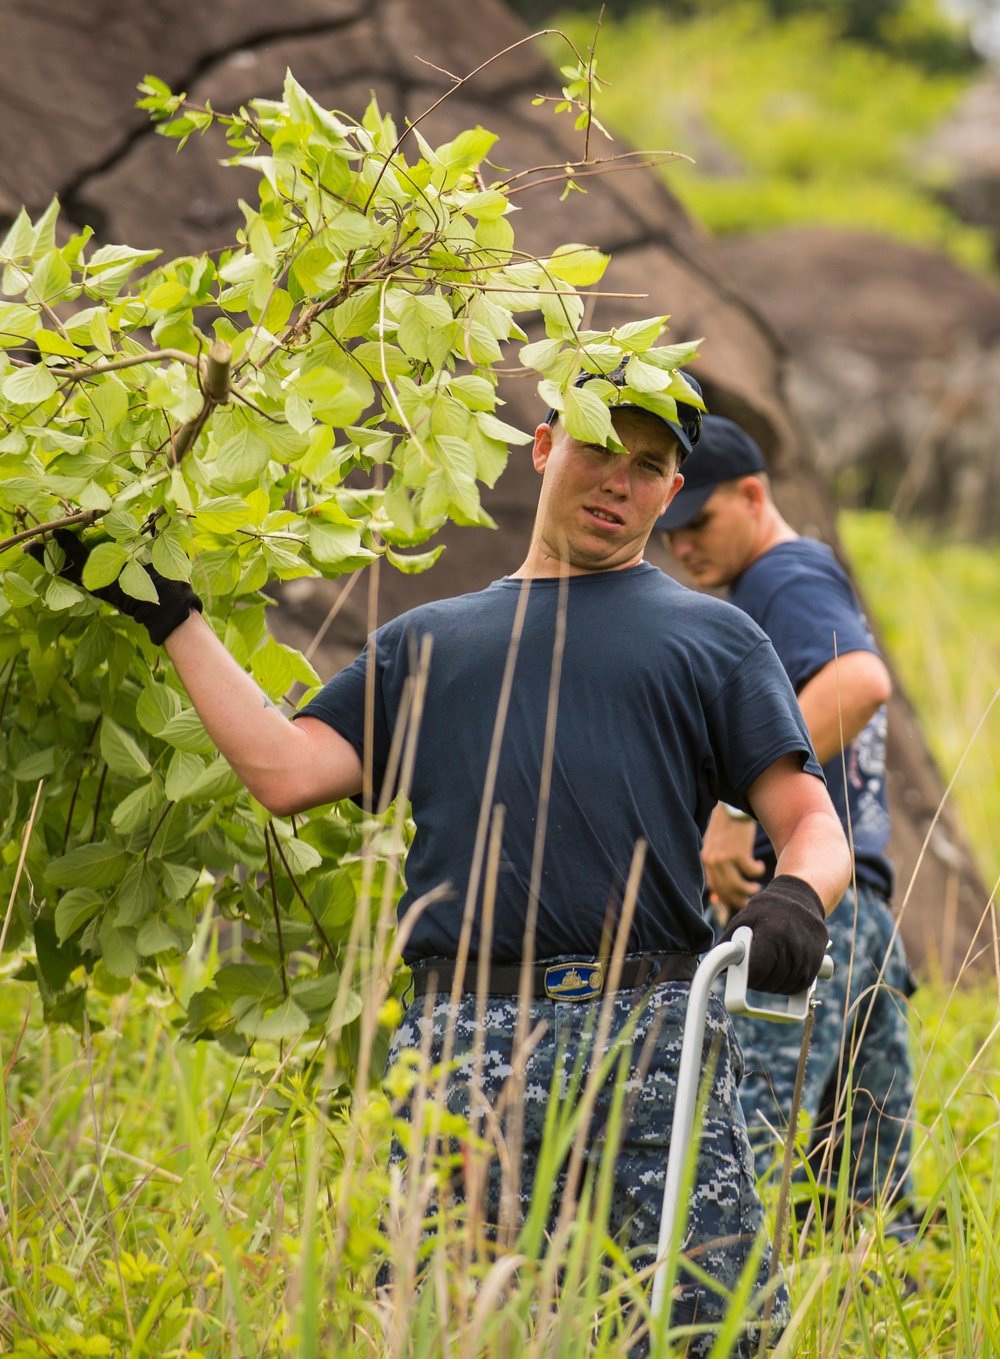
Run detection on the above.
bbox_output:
[667,531,689,559]
[601,456,632,494]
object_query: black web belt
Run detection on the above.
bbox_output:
[408,952,699,1002]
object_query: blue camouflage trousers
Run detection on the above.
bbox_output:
[732,885,916,1212]
[384,968,789,1356]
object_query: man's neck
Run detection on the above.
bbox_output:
[742,509,797,574]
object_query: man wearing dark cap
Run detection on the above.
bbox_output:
[660,414,916,1233]
[32,370,851,1354]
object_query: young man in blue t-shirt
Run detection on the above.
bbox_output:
[33,380,851,1355]
[661,414,916,1232]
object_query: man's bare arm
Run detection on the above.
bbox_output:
[163,611,363,815]
[747,753,851,915]
[796,650,891,765]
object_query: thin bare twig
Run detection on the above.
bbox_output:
[48,348,203,381]
[0,779,45,957]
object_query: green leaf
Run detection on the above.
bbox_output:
[250,635,296,700]
[55,889,104,944]
[151,530,191,581]
[307,519,363,564]
[615,355,660,395]
[12,747,56,781]
[612,316,668,352]
[114,861,157,928]
[246,996,310,1042]
[161,861,202,900]
[214,963,282,1002]
[327,208,373,251]
[110,779,162,835]
[563,383,614,445]
[45,576,85,612]
[272,832,322,875]
[385,544,445,574]
[82,542,127,591]
[48,842,126,890]
[100,923,139,978]
[87,243,162,273]
[158,708,215,753]
[100,716,152,778]
[27,249,74,305]
[193,496,254,535]
[136,917,185,956]
[119,557,159,603]
[164,748,206,803]
[135,682,182,735]
[0,303,37,341]
[291,970,341,1015]
[34,328,85,358]
[2,364,58,406]
[213,427,272,488]
[546,244,608,286]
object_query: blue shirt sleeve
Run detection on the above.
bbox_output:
[704,636,824,811]
[734,552,879,693]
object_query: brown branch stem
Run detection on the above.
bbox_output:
[0,509,100,554]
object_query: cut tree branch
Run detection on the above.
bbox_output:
[168,339,232,465]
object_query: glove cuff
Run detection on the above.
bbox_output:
[144,586,203,646]
[767,874,825,922]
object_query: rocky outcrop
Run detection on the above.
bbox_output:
[717,228,1000,538]
[1,0,989,976]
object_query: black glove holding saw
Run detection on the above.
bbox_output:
[28,527,202,646]
[718,873,829,994]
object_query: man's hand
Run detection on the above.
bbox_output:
[719,874,829,994]
[28,527,202,645]
[702,804,765,911]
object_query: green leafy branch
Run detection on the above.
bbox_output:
[0,54,709,1061]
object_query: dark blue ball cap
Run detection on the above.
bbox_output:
[544,364,703,462]
[655,414,766,531]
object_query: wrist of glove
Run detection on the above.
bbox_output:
[28,527,202,646]
[719,874,829,995]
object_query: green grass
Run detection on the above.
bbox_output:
[840,510,1000,892]
[3,924,1000,1357]
[551,2,995,272]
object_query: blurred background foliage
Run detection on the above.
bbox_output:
[840,511,1000,894]
[523,0,997,270]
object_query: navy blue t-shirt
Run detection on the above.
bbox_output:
[730,539,893,898]
[298,562,822,963]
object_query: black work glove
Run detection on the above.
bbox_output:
[27,527,202,646]
[719,873,829,994]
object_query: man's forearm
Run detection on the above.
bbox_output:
[797,651,891,764]
[162,612,360,813]
[771,808,852,915]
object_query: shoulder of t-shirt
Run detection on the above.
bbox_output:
[735,539,862,618]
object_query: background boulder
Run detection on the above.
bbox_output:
[717,227,1000,537]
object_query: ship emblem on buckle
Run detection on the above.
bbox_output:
[544,963,604,1001]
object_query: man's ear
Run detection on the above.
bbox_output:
[532,423,554,473]
[659,470,685,517]
[740,475,767,514]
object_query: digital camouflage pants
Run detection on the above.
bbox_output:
[732,885,916,1213]
[384,970,789,1356]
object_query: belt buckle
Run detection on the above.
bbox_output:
[544,962,604,1001]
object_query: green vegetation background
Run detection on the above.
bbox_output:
[554,0,996,272]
